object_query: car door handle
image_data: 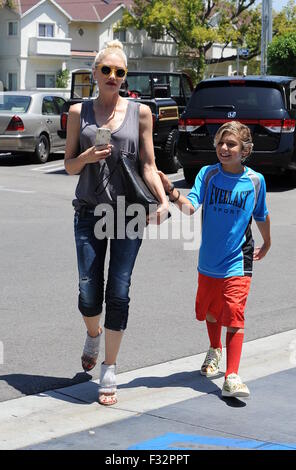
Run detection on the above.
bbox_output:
[46,119,53,124]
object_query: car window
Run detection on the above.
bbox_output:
[54,97,66,114]
[42,96,59,115]
[290,81,296,110]
[152,74,167,85]
[127,75,151,95]
[168,75,181,97]
[0,95,31,113]
[189,85,284,111]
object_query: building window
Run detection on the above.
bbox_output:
[8,21,18,36]
[36,74,56,88]
[113,29,126,42]
[39,23,54,37]
[8,73,17,91]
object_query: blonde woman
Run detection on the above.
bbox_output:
[64,40,169,406]
[159,121,271,398]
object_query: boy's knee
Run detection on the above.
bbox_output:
[206,312,217,323]
[227,327,244,334]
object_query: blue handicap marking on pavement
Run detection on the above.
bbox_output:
[128,433,296,450]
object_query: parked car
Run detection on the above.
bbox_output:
[58,70,193,173]
[177,76,296,184]
[0,91,67,163]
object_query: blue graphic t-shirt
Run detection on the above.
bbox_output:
[187,164,269,278]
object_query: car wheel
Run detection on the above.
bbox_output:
[32,134,50,164]
[162,129,181,174]
[183,167,198,185]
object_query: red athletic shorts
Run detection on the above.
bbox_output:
[195,273,251,328]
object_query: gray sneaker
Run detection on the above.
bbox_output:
[222,373,250,398]
[200,347,222,377]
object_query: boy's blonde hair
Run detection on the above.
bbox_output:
[93,40,127,69]
[214,121,254,162]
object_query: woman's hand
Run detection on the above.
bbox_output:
[84,144,113,164]
[157,170,173,194]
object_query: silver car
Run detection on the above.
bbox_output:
[0,91,67,163]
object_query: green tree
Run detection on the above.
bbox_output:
[0,0,16,8]
[55,69,70,88]
[267,32,296,76]
[273,0,296,37]
[120,0,261,82]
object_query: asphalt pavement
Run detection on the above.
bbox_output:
[0,153,296,453]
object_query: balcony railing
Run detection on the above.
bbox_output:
[122,43,142,59]
[206,43,237,60]
[143,40,177,57]
[28,37,72,57]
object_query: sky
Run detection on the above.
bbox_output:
[255,0,293,12]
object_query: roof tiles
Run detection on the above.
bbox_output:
[18,0,132,21]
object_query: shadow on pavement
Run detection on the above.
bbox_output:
[0,370,246,408]
[0,372,91,397]
[118,371,246,408]
[0,153,64,167]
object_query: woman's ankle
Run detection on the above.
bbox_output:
[87,326,102,338]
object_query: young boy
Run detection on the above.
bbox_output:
[159,121,271,398]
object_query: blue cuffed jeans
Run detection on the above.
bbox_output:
[74,210,142,331]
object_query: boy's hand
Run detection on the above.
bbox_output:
[253,242,271,261]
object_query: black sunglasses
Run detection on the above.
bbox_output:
[97,64,127,79]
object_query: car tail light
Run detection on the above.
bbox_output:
[229,80,246,85]
[282,119,295,133]
[259,119,295,133]
[178,117,296,134]
[178,118,205,132]
[6,115,24,132]
[259,119,282,133]
[61,112,68,131]
[178,118,186,131]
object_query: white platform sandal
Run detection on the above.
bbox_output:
[98,362,117,406]
[81,331,102,372]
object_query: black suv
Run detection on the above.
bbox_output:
[177,76,296,184]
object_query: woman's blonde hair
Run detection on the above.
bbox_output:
[214,121,254,162]
[93,40,127,69]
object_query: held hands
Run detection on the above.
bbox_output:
[85,144,113,164]
[147,202,170,225]
[157,170,172,194]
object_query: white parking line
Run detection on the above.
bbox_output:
[43,165,65,174]
[0,186,36,194]
[31,162,65,172]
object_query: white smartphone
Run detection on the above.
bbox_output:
[95,127,111,148]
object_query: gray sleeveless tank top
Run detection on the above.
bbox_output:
[73,99,140,210]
